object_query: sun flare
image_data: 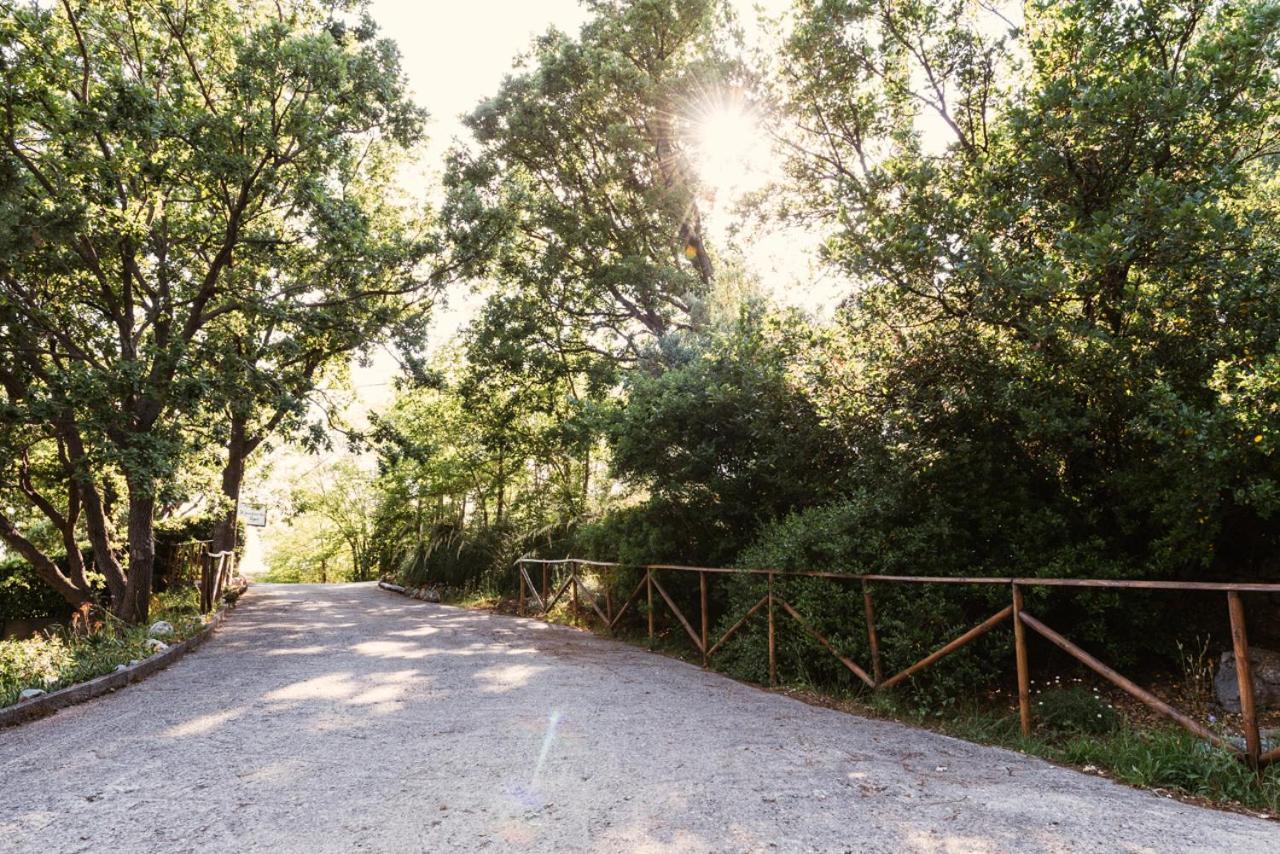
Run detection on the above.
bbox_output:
[690,100,772,204]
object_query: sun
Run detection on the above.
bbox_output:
[689,99,771,205]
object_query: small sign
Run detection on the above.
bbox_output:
[239,504,267,527]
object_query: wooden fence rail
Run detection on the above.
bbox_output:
[516,557,1280,769]
[199,549,236,614]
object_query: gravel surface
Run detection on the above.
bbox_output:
[1,582,1274,853]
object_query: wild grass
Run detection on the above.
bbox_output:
[862,690,1280,817]
[0,588,206,708]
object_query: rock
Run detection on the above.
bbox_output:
[19,688,46,701]
[1215,647,1280,711]
[144,638,170,654]
[424,587,441,603]
[128,660,141,667]
[114,664,128,673]
[148,620,175,638]
[1226,729,1280,754]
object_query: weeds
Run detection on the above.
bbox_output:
[1176,635,1215,702]
[850,689,1277,817]
[1056,728,1280,815]
[0,588,206,708]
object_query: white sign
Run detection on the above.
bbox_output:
[238,504,267,527]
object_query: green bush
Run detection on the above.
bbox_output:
[154,514,244,591]
[0,587,205,708]
[1035,687,1120,736]
[390,517,581,596]
[0,557,73,625]
[699,495,1233,705]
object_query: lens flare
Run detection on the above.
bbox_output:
[691,100,768,204]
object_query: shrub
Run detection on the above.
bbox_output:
[0,557,73,626]
[154,513,244,591]
[0,587,205,708]
[1035,687,1120,736]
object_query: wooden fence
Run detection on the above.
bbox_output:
[166,539,236,614]
[516,557,1280,769]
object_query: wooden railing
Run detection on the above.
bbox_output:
[516,558,1280,768]
[199,549,236,614]
[166,539,210,588]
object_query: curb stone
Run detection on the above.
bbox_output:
[0,584,248,729]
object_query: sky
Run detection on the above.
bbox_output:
[345,1,595,411]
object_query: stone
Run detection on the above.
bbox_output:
[19,688,46,701]
[114,664,128,673]
[148,620,175,638]
[1226,729,1280,754]
[1214,647,1280,712]
[144,638,170,654]
[424,587,441,603]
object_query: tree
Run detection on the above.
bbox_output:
[606,305,849,565]
[443,0,738,362]
[0,0,427,620]
[777,0,1280,580]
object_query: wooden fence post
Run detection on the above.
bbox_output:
[768,572,777,687]
[541,565,549,609]
[1228,591,1261,768]
[571,564,579,616]
[518,564,526,615]
[863,579,882,687]
[700,571,709,667]
[646,569,654,645]
[1012,583,1031,737]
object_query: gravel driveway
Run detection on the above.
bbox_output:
[0,582,1274,853]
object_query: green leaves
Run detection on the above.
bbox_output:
[0,0,431,619]
[445,0,732,351]
[772,0,1280,583]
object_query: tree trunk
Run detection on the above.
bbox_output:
[61,425,127,603]
[0,513,92,611]
[495,450,506,526]
[209,412,249,606]
[117,479,157,623]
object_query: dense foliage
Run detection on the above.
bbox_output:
[365,0,1280,699]
[0,0,435,621]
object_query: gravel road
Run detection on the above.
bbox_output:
[0,582,1274,853]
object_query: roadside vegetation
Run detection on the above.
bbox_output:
[0,589,205,708]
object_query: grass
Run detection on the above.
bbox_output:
[853,690,1280,818]
[0,588,207,708]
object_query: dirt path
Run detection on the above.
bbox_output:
[0,583,1273,853]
